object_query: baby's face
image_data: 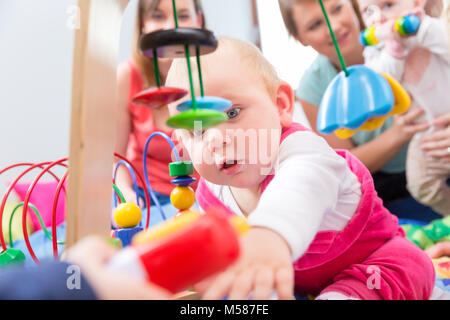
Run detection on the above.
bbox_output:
[169,52,287,189]
[359,0,421,26]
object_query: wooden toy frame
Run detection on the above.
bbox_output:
[66,0,130,248]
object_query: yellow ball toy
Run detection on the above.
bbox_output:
[170,186,195,210]
[114,202,142,228]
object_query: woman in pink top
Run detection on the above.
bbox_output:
[115,0,203,207]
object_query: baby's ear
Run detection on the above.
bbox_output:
[275,82,294,127]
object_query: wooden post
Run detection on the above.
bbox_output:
[66,0,130,248]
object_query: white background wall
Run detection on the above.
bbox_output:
[0,0,77,193]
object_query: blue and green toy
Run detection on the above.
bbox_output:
[360,14,421,46]
[317,0,412,139]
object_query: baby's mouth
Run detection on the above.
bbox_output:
[221,160,239,170]
[219,159,244,174]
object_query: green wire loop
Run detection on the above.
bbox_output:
[112,183,126,203]
[172,0,179,28]
[318,0,349,76]
[8,202,65,248]
[196,47,205,97]
[152,49,162,87]
[185,45,197,109]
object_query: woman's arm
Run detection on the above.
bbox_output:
[114,62,136,203]
[300,99,430,172]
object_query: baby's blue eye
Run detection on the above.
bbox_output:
[226,108,241,119]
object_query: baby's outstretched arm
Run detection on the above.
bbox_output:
[196,227,294,300]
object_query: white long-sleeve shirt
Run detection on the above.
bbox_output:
[200,131,362,261]
[364,16,450,122]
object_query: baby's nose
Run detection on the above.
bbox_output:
[206,129,232,153]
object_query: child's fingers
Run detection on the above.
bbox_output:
[421,138,450,152]
[425,242,450,259]
[404,122,430,135]
[433,113,450,127]
[274,267,294,300]
[227,269,255,300]
[252,267,274,300]
[426,148,450,158]
[421,130,449,144]
[402,107,425,122]
[202,271,235,300]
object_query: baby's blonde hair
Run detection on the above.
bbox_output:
[166,36,282,103]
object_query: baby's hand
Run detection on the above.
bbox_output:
[196,227,294,300]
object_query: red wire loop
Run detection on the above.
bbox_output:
[0,162,67,252]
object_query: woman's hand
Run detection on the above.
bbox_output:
[65,236,172,300]
[390,107,430,144]
[420,112,450,163]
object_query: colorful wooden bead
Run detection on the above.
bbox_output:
[166,108,227,130]
[132,87,187,108]
[114,202,142,229]
[114,226,143,247]
[169,161,194,177]
[170,186,195,210]
[171,176,196,187]
[177,96,232,112]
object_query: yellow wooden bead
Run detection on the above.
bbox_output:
[114,202,142,228]
[170,186,195,210]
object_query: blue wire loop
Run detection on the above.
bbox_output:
[113,160,141,208]
[143,132,181,221]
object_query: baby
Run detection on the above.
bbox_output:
[358,0,450,215]
[166,36,436,300]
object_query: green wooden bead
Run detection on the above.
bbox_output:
[169,161,194,177]
[166,109,227,130]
